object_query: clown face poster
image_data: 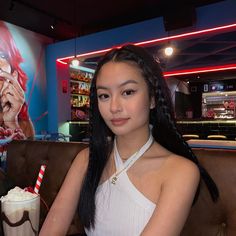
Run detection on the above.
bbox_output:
[0,20,52,161]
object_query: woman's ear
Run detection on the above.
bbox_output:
[150,97,155,109]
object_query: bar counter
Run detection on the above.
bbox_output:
[177,119,236,124]
[187,139,236,150]
[177,119,236,140]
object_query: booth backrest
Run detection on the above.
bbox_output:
[181,148,236,236]
[4,140,87,234]
[3,140,236,235]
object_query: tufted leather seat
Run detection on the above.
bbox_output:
[181,147,236,236]
[1,139,236,235]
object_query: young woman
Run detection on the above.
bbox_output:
[0,21,34,141]
[40,44,218,236]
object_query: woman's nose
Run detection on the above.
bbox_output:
[110,96,122,113]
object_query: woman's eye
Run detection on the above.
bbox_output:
[123,89,136,96]
[98,94,109,100]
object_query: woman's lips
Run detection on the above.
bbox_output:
[111,118,129,126]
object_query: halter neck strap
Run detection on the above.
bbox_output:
[114,134,154,172]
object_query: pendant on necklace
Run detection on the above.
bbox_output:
[111,176,118,184]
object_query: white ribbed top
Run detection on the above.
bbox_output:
[85,137,156,236]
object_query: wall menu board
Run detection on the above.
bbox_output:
[69,68,94,121]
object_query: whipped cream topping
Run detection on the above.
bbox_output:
[1,187,38,202]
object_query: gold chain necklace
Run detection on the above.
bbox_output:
[111,134,154,185]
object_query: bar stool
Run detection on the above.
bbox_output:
[207,135,227,140]
[182,134,199,141]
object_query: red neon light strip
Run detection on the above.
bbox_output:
[56,48,112,64]
[135,23,236,47]
[163,64,236,77]
[57,22,236,65]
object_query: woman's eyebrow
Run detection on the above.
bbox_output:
[119,80,138,87]
[97,79,138,90]
[96,85,108,90]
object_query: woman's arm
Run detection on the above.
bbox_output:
[39,148,89,236]
[141,157,200,236]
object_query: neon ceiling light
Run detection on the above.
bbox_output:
[57,22,236,76]
[163,63,236,77]
[57,48,112,64]
[135,22,236,47]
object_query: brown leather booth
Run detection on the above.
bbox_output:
[0,140,87,235]
[181,147,236,236]
[1,139,236,235]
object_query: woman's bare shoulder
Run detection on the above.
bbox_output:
[72,147,89,170]
[151,142,199,175]
[164,153,200,184]
[168,153,199,170]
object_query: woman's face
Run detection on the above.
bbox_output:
[96,61,153,137]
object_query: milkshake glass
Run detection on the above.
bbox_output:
[1,187,40,236]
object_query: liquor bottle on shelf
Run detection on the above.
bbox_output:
[69,67,94,121]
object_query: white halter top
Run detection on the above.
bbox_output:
[85,135,156,236]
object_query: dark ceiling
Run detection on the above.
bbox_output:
[1,0,223,41]
[1,0,235,80]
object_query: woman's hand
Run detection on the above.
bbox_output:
[0,69,25,130]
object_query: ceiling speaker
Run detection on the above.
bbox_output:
[163,6,196,31]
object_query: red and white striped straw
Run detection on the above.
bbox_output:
[34,165,46,194]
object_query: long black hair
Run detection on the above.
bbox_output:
[78,44,219,229]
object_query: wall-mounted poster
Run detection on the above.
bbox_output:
[0,20,52,164]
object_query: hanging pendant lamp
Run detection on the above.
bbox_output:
[69,0,80,68]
